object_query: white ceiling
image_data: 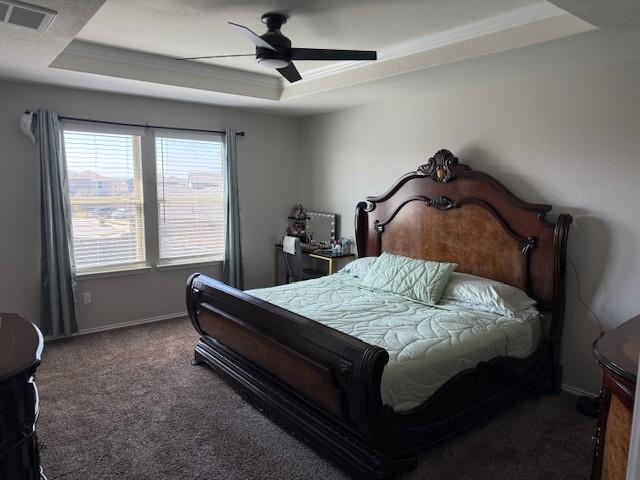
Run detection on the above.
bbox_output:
[0,0,637,116]
[76,0,540,76]
[0,0,104,67]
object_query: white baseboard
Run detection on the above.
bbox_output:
[562,383,598,398]
[77,311,188,336]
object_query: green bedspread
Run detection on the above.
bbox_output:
[247,273,540,412]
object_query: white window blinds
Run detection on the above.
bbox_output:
[63,129,146,273]
[155,134,225,263]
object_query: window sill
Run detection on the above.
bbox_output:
[157,258,222,271]
[76,265,152,280]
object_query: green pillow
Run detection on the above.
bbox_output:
[361,252,456,305]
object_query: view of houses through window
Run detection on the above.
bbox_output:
[64,130,146,273]
[63,127,225,274]
[156,135,225,263]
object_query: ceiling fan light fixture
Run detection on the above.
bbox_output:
[257,57,289,69]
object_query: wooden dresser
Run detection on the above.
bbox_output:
[0,313,45,480]
[592,314,640,480]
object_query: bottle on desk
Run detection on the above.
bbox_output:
[342,238,353,255]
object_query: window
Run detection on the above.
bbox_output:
[155,134,225,264]
[63,129,146,273]
[62,124,226,276]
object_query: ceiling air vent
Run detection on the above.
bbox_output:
[0,0,56,32]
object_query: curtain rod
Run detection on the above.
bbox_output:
[24,111,245,136]
[59,116,245,136]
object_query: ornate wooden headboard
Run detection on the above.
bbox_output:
[355,149,572,315]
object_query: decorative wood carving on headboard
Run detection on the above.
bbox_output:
[416,149,469,182]
[355,149,572,315]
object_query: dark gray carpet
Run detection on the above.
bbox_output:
[38,317,595,479]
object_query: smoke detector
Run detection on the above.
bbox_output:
[0,0,57,32]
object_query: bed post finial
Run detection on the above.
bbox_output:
[417,149,468,183]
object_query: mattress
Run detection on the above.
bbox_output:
[247,273,540,412]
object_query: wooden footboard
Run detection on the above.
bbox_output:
[186,273,554,478]
[186,273,408,478]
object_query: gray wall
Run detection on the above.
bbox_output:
[299,61,640,395]
[2,47,639,393]
[0,80,300,332]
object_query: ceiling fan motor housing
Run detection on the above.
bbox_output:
[257,12,292,68]
[261,12,287,30]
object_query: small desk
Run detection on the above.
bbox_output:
[274,244,356,285]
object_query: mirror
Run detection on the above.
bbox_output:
[306,212,336,247]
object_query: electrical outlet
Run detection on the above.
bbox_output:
[82,292,92,305]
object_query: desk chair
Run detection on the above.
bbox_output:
[283,236,325,283]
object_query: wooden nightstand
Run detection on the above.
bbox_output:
[592,314,640,480]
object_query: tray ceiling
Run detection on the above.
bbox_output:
[0,0,626,115]
[75,0,541,76]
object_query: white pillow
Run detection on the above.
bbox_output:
[338,257,377,277]
[441,272,536,317]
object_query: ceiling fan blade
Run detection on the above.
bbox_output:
[175,54,255,61]
[228,22,277,51]
[291,48,377,61]
[277,63,302,83]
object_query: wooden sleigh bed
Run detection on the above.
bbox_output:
[186,149,572,478]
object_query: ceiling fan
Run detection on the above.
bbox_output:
[176,12,377,83]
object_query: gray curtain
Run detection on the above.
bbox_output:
[222,128,244,289]
[35,110,78,337]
